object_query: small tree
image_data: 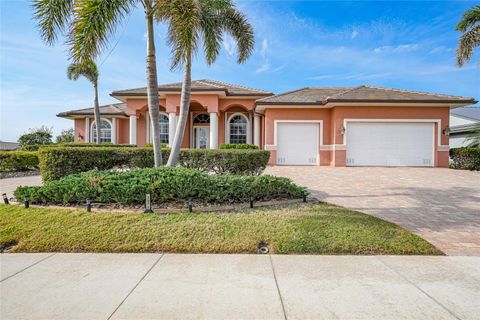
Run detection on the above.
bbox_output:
[18,126,53,148]
[56,128,75,143]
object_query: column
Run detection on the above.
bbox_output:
[129,115,137,145]
[209,112,218,149]
[85,117,90,143]
[254,115,261,147]
[168,112,177,147]
[145,112,150,144]
[247,113,253,144]
[111,118,117,144]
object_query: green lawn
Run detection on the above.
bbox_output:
[0,203,442,255]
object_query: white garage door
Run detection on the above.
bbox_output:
[346,122,434,167]
[277,123,318,165]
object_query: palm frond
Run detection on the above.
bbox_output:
[218,5,254,63]
[66,60,99,85]
[456,5,480,32]
[33,0,74,45]
[68,0,134,63]
[456,24,480,66]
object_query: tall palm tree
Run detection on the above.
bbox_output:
[456,5,480,67]
[67,61,101,144]
[33,0,164,166]
[162,0,255,166]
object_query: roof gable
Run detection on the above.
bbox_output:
[111,79,272,97]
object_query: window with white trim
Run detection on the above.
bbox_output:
[91,119,112,143]
[229,114,248,144]
[159,113,169,144]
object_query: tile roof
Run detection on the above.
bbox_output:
[57,103,127,117]
[451,107,480,121]
[111,79,272,97]
[256,85,477,105]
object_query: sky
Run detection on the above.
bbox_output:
[1,0,479,142]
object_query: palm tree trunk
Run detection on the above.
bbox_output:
[93,83,101,144]
[145,3,162,166]
[166,54,192,167]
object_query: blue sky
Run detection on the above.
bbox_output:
[1,0,479,141]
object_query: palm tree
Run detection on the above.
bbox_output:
[33,0,164,166]
[67,61,101,144]
[466,127,480,147]
[162,0,255,166]
[456,5,480,67]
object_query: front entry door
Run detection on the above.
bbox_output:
[194,127,210,149]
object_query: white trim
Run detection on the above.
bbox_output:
[342,118,446,147]
[209,112,218,149]
[111,118,117,144]
[85,117,90,143]
[254,115,261,147]
[226,112,251,144]
[129,116,137,145]
[90,118,113,143]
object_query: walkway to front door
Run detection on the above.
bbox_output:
[266,166,480,256]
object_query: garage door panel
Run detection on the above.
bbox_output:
[346,122,434,167]
[277,123,318,165]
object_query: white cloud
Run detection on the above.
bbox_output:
[256,63,271,73]
[260,38,268,58]
[429,46,454,54]
[223,35,236,57]
[351,30,359,39]
[373,44,420,54]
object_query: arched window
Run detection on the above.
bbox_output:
[91,119,112,143]
[229,114,248,144]
[159,113,169,144]
[193,114,210,124]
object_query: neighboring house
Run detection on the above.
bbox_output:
[58,79,477,167]
[449,107,480,148]
[0,141,20,151]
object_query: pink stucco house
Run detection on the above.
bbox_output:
[58,79,477,167]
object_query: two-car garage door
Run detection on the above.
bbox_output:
[276,121,434,167]
[346,122,434,167]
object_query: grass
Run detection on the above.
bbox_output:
[0,203,442,255]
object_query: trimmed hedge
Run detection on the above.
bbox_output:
[15,167,304,205]
[0,151,39,171]
[220,143,259,150]
[450,147,480,171]
[44,143,138,148]
[39,147,270,181]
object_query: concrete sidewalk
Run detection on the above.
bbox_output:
[1,254,479,319]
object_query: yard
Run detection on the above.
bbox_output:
[0,203,442,255]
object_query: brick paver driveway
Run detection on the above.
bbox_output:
[266,167,480,256]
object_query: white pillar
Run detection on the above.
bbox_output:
[247,113,253,144]
[209,112,218,149]
[145,112,150,144]
[168,113,177,147]
[85,117,90,143]
[129,115,137,145]
[254,115,261,147]
[111,118,117,144]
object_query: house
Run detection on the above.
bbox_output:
[58,79,477,167]
[0,141,20,151]
[449,107,480,148]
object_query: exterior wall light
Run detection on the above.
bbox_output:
[443,126,451,136]
[77,133,83,141]
[340,127,346,135]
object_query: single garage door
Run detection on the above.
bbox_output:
[346,122,434,167]
[277,123,318,165]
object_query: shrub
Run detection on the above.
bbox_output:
[450,147,480,171]
[220,143,259,149]
[0,151,39,171]
[18,126,53,148]
[39,147,270,181]
[15,167,304,205]
[145,143,169,149]
[55,129,75,143]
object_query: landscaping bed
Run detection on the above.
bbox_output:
[14,167,304,206]
[0,203,442,255]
